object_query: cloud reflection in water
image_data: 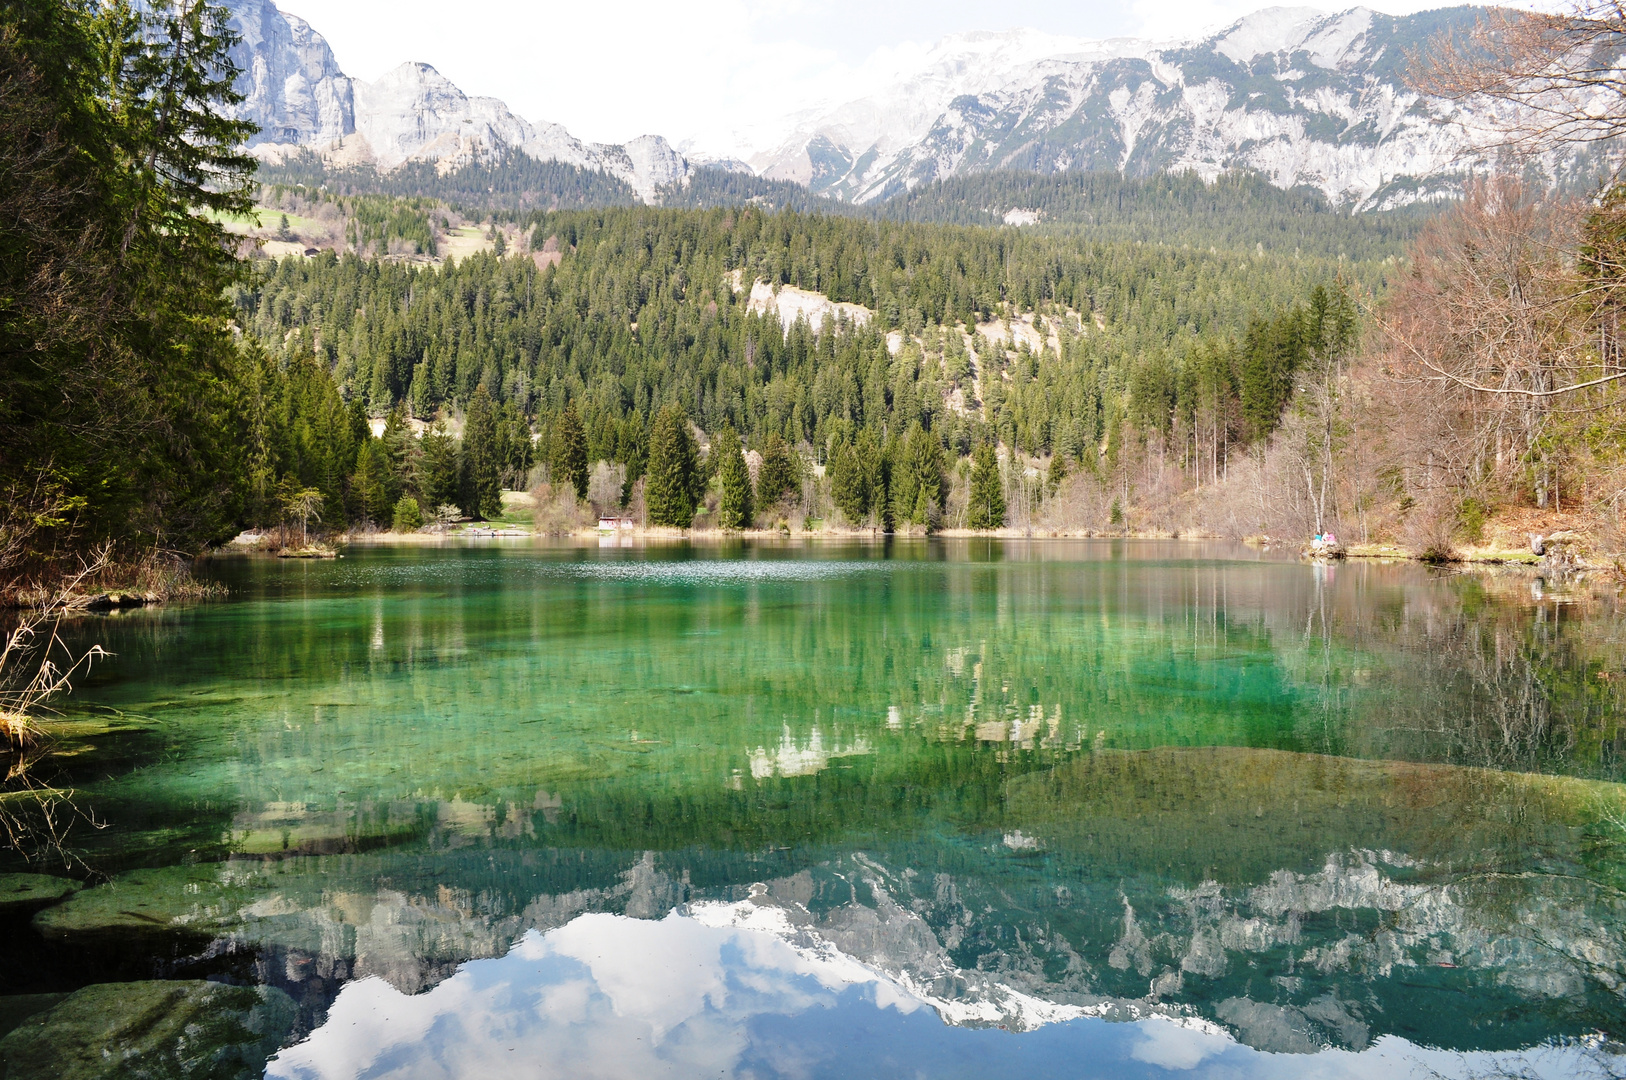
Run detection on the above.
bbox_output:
[266,908,1608,1080]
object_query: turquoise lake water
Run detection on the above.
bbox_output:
[1,539,1623,1079]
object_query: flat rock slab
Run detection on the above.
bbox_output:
[0,873,81,912]
[31,864,249,944]
[0,980,295,1080]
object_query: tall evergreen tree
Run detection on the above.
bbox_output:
[461,384,502,519]
[355,439,393,524]
[1239,310,1306,440]
[966,443,1006,530]
[1,0,257,575]
[554,402,588,499]
[421,419,461,512]
[646,405,699,527]
[894,424,944,527]
[379,407,409,507]
[717,427,753,530]
[757,433,797,507]
[1046,451,1069,497]
[829,441,870,524]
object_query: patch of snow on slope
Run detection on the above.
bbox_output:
[1300,7,1375,68]
[1213,7,1331,63]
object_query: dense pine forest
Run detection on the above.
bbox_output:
[232,202,1372,529]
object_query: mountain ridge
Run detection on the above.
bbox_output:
[224,0,690,202]
[223,1,1605,211]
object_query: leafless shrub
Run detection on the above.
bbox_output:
[0,549,110,864]
[1038,472,1113,532]
[585,461,627,518]
[530,482,589,535]
[1405,494,1464,562]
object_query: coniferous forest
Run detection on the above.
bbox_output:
[230,203,1377,533]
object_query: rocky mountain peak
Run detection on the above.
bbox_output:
[223,2,1599,212]
[223,0,691,202]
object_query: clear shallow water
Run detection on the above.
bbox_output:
[3,540,1625,1078]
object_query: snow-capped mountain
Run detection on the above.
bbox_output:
[221,2,1609,210]
[727,6,1595,209]
[222,0,690,203]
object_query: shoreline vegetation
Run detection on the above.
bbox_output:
[284,497,1605,573]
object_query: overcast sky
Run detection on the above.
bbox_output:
[287,0,1486,148]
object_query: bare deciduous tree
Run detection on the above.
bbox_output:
[1377,176,1599,508]
[1413,2,1626,160]
[585,460,627,518]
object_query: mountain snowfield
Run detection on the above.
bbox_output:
[224,0,1600,210]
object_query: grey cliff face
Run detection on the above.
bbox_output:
[220,0,691,203]
[227,0,353,146]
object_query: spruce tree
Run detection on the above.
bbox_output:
[555,402,588,499]
[829,441,869,524]
[895,424,944,527]
[1046,452,1068,496]
[380,407,408,506]
[966,443,1006,530]
[717,427,753,530]
[391,495,423,532]
[421,420,460,511]
[355,439,394,524]
[461,384,502,519]
[646,405,699,527]
[757,432,797,507]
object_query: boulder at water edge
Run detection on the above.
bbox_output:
[0,980,296,1080]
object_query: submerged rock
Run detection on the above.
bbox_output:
[0,873,80,913]
[31,864,254,946]
[0,995,65,1041]
[0,980,295,1080]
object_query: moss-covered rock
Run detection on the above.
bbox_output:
[0,873,80,913]
[0,995,65,1041]
[31,864,255,946]
[0,980,295,1080]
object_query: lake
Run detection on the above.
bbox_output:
[1,539,1623,1079]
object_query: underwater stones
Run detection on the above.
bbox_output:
[0,873,81,913]
[0,980,295,1080]
[1004,746,1626,883]
[32,864,256,946]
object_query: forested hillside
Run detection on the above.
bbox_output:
[880,171,1428,261]
[255,150,640,212]
[254,153,1426,263]
[235,204,1371,517]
